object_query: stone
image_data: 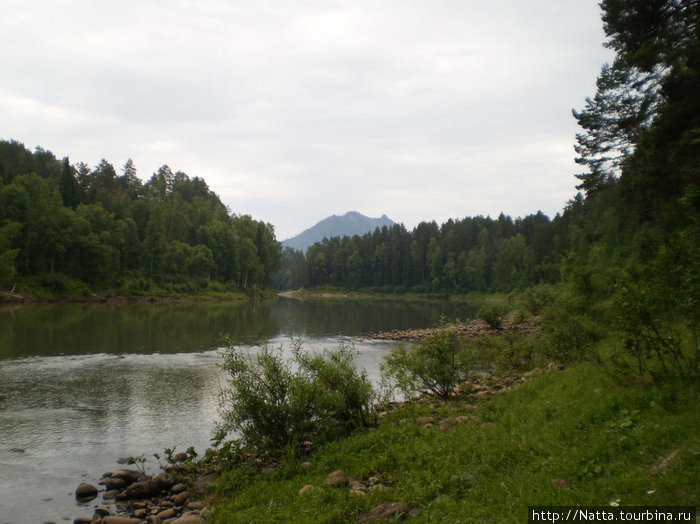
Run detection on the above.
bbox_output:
[416,416,434,425]
[480,422,495,429]
[172,516,205,524]
[73,518,92,524]
[151,472,174,490]
[187,501,205,510]
[94,506,114,517]
[323,469,349,487]
[173,490,190,505]
[349,480,368,490]
[171,483,187,493]
[75,482,99,501]
[146,517,163,524]
[439,417,457,431]
[199,508,214,519]
[156,507,177,519]
[111,469,142,485]
[125,480,155,499]
[301,461,313,469]
[105,477,128,490]
[358,502,409,523]
[551,478,571,489]
[103,488,120,500]
[195,473,217,491]
[299,484,315,495]
[174,452,189,462]
[101,517,143,524]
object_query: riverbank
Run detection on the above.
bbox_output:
[368,312,539,341]
[0,288,272,305]
[278,288,503,305]
[203,360,699,522]
[71,463,215,523]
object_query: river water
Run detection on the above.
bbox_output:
[0,297,476,523]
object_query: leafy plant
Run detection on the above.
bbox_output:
[381,321,471,399]
[477,302,509,329]
[215,337,376,455]
[126,454,147,475]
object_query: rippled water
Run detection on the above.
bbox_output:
[0,298,475,522]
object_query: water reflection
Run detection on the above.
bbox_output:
[0,297,476,359]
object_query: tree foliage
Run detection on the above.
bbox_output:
[216,338,376,454]
[274,212,560,294]
[0,141,280,295]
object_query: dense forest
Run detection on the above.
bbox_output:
[0,141,281,297]
[273,212,561,293]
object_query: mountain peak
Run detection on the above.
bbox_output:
[282,212,395,252]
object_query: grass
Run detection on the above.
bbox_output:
[204,362,699,523]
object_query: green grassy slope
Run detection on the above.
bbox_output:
[206,363,698,523]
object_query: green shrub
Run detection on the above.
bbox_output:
[477,302,509,328]
[25,272,90,299]
[519,284,558,316]
[470,334,549,374]
[215,338,376,455]
[541,292,603,362]
[381,323,471,399]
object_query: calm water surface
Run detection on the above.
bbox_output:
[0,297,476,522]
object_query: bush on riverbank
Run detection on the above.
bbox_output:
[215,338,377,455]
[381,319,472,399]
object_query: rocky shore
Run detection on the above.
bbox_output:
[368,313,539,341]
[70,465,216,524]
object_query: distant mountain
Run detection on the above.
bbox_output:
[282,211,395,253]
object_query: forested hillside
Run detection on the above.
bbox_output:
[273,211,561,292]
[0,140,281,298]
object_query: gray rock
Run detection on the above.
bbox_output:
[94,506,114,517]
[110,469,142,485]
[439,417,457,431]
[105,476,127,490]
[171,483,187,493]
[299,484,315,495]
[151,472,174,490]
[323,469,349,487]
[172,515,205,524]
[156,507,177,519]
[125,480,155,499]
[75,482,98,501]
[172,490,190,505]
[101,517,143,524]
[358,502,409,522]
[195,473,217,491]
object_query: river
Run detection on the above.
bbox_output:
[0,297,476,523]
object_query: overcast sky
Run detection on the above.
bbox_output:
[1,1,613,240]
